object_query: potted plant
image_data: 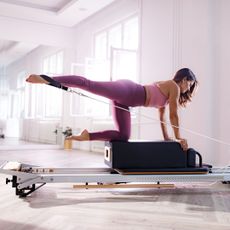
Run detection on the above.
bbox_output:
[63,126,73,150]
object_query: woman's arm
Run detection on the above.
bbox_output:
[158,107,171,140]
[168,82,188,151]
[168,83,181,139]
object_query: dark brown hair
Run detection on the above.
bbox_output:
[173,68,198,107]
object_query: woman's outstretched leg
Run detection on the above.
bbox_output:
[26,74,145,106]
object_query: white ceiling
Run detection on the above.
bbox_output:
[0,40,39,67]
[0,0,116,66]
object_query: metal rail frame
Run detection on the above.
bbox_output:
[1,162,230,198]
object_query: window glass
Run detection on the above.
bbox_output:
[43,51,63,118]
[108,25,122,57]
[7,71,27,119]
[0,94,7,118]
[57,52,64,74]
[43,58,49,73]
[95,32,107,60]
[26,51,64,118]
[123,17,139,49]
[73,16,139,117]
[45,85,62,117]
[112,49,138,82]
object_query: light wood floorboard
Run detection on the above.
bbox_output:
[0,142,230,230]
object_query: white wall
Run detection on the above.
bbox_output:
[213,0,230,165]
[0,15,75,48]
[139,0,230,166]
[179,0,217,163]
[139,0,174,141]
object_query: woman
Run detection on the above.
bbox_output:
[26,68,198,151]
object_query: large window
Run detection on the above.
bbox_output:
[7,71,27,119]
[95,16,138,61]
[0,94,7,118]
[71,16,139,117]
[26,51,64,118]
[111,48,138,82]
[43,51,64,117]
[0,72,8,119]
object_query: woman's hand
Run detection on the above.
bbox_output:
[164,137,188,151]
[175,138,188,151]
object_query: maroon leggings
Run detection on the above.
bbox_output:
[53,75,146,141]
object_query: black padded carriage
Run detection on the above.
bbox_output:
[104,141,209,174]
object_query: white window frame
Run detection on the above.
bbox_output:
[25,51,64,119]
[69,15,139,117]
[7,71,27,119]
[43,51,64,118]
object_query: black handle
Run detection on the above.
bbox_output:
[195,151,203,167]
[6,178,12,184]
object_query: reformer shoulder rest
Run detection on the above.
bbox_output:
[104,140,211,174]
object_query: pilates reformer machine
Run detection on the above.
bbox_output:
[1,141,230,198]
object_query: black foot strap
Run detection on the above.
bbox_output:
[40,75,68,91]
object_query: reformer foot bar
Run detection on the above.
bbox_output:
[1,141,230,198]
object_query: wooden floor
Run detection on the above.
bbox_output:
[0,140,230,230]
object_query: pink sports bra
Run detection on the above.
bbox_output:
[144,83,169,108]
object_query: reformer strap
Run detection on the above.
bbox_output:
[40,75,68,91]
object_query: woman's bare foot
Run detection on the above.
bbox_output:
[66,129,90,141]
[26,74,49,84]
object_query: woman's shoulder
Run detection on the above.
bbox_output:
[157,80,179,90]
[155,80,178,99]
[159,80,180,99]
